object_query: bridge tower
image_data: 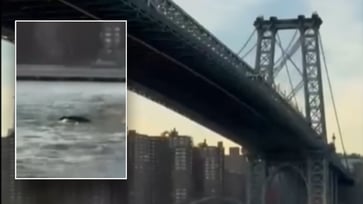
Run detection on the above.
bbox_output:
[248,14,339,204]
[254,14,327,141]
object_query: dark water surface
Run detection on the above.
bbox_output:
[16,81,126,178]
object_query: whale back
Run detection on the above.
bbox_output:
[59,116,91,123]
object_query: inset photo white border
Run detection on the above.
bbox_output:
[14,20,128,180]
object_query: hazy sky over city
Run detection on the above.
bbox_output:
[1,0,362,153]
[1,40,14,136]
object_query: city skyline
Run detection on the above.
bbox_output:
[127,129,247,204]
[127,129,362,204]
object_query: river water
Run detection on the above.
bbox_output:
[16,81,126,178]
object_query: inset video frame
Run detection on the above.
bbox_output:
[14,20,128,180]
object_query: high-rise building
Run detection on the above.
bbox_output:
[224,147,248,203]
[127,130,153,204]
[194,140,224,198]
[169,129,193,204]
[128,130,172,204]
[224,147,248,174]
[149,136,172,204]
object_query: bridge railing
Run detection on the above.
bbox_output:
[147,0,255,75]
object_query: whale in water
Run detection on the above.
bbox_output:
[58,116,91,123]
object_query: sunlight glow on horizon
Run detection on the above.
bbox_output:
[1,39,15,137]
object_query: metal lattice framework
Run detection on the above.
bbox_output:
[307,153,329,204]
[254,14,327,142]
[254,17,277,85]
[148,0,253,75]
[299,19,327,141]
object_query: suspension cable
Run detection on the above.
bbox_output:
[285,65,298,106]
[318,33,349,168]
[241,43,257,60]
[274,30,298,66]
[237,29,256,55]
[276,33,298,105]
[274,39,302,77]
[57,0,101,20]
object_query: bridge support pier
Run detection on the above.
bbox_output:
[307,153,329,204]
[246,152,339,204]
[246,156,266,204]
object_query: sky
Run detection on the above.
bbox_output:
[1,40,14,136]
[2,0,363,154]
[128,0,363,154]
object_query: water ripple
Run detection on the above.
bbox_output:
[16,81,126,178]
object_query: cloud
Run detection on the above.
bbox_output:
[307,0,363,78]
[305,0,363,153]
[1,40,15,87]
[325,78,363,154]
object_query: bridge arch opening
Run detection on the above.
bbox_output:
[263,164,308,204]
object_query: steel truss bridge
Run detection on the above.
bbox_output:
[2,0,355,204]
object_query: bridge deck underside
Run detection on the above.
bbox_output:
[128,36,306,154]
[2,0,353,183]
